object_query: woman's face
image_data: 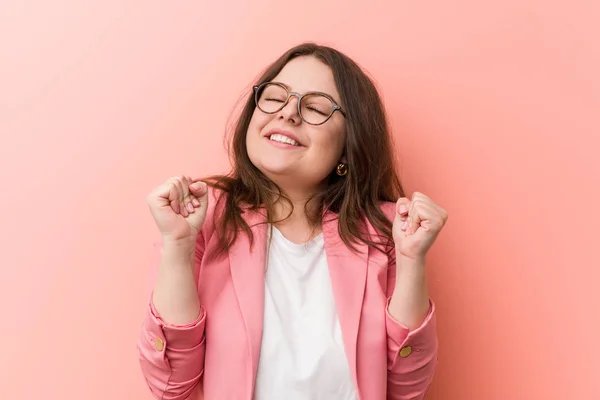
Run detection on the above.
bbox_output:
[246,56,347,195]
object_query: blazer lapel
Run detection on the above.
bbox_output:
[322,210,369,393]
[228,209,268,393]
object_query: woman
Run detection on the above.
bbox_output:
[138,42,448,400]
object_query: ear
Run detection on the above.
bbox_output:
[340,155,347,163]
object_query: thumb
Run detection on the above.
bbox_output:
[395,197,410,217]
[189,181,207,196]
[394,197,410,236]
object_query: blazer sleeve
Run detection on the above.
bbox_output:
[137,233,207,400]
[384,242,439,400]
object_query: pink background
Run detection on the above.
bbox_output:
[1,1,599,399]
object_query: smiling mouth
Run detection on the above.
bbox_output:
[268,133,301,146]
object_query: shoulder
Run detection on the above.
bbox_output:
[205,184,224,208]
[378,200,397,222]
[354,200,397,250]
[199,185,227,239]
[375,201,397,256]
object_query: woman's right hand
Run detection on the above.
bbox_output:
[146,176,209,248]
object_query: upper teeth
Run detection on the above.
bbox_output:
[270,133,299,146]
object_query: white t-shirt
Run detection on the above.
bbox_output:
[253,226,358,400]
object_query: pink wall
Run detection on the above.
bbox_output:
[1,1,598,399]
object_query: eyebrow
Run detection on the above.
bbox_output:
[273,81,292,90]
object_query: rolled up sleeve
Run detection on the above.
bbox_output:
[385,298,438,399]
[137,296,207,400]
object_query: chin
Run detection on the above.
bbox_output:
[256,162,294,178]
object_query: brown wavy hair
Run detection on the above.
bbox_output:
[205,42,404,256]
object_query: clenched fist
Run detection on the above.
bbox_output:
[393,192,448,261]
[146,176,208,246]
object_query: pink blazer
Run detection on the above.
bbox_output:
[137,189,438,400]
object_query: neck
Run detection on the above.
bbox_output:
[270,185,321,226]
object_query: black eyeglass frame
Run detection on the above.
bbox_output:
[253,81,346,126]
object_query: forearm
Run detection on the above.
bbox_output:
[388,253,430,330]
[152,243,201,325]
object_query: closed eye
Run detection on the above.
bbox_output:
[306,105,328,116]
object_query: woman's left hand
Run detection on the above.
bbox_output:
[392,192,448,261]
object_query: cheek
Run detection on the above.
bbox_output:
[311,125,346,160]
[247,110,271,139]
[246,113,263,145]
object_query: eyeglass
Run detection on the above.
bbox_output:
[253,81,346,125]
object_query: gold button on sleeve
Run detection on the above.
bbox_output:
[154,337,165,351]
[399,346,412,358]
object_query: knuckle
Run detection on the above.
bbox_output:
[169,175,184,185]
[435,215,447,228]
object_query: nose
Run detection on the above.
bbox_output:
[277,94,301,125]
